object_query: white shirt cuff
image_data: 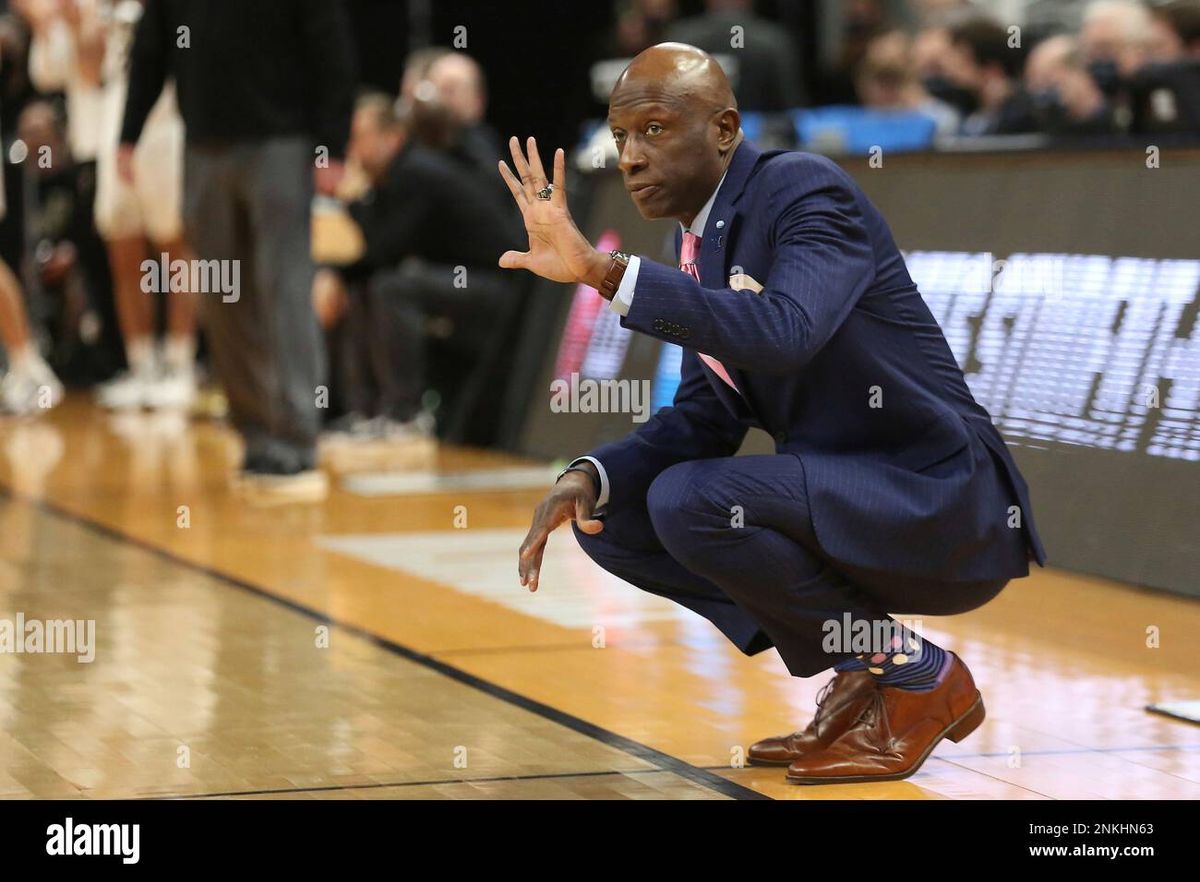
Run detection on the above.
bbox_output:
[560,455,611,510]
[608,255,640,317]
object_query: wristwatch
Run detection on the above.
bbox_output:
[597,249,631,301]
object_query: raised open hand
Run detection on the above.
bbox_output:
[498,137,605,286]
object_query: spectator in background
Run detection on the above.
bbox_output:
[666,0,805,111]
[907,0,972,28]
[1133,0,1200,131]
[120,0,355,499]
[944,16,1039,135]
[1081,0,1200,133]
[856,29,961,137]
[1025,34,1120,135]
[400,46,450,104]
[0,253,63,414]
[1148,0,1200,60]
[424,52,504,182]
[601,0,677,59]
[24,0,104,170]
[1078,0,1151,129]
[316,94,519,441]
[0,4,37,137]
[1080,0,1153,85]
[913,25,979,117]
[585,1,679,122]
[28,0,197,411]
[13,100,117,385]
[0,103,62,415]
[813,0,888,105]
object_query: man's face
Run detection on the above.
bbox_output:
[1024,47,1064,94]
[1147,16,1184,63]
[942,40,983,93]
[1080,17,1123,64]
[427,58,484,125]
[349,108,399,181]
[1080,15,1147,76]
[607,83,733,223]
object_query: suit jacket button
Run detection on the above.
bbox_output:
[680,328,690,339]
[653,318,664,331]
[774,431,787,443]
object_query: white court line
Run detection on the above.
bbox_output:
[317,528,703,632]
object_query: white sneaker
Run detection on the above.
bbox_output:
[320,411,374,443]
[236,469,330,505]
[0,358,64,415]
[143,364,198,410]
[97,369,154,410]
[370,411,436,440]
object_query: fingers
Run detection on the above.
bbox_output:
[517,489,603,593]
[524,542,547,593]
[553,148,567,201]
[507,137,568,201]
[518,522,549,593]
[498,249,530,270]
[508,136,535,195]
[574,494,604,535]
[498,160,527,206]
[525,136,548,189]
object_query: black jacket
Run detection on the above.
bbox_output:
[346,141,522,275]
[121,0,354,157]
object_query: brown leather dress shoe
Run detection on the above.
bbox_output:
[785,652,985,784]
[748,670,878,765]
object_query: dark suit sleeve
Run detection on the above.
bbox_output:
[621,158,876,373]
[120,0,169,146]
[584,349,748,513]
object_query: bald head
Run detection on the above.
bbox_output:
[607,43,742,225]
[613,42,737,112]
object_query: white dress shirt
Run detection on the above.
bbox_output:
[563,171,730,510]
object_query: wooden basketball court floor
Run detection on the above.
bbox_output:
[0,396,1196,800]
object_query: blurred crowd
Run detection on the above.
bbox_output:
[0,0,523,500]
[593,0,1200,142]
[853,0,1200,139]
[0,0,1194,500]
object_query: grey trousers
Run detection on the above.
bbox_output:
[182,137,324,462]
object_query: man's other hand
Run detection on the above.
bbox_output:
[518,463,603,593]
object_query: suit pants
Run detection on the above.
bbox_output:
[183,137,323,465]
[572,454,1010,677]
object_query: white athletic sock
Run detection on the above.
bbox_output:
[8,343,39,374]
[162,335,196,371]
[126,336,156,376]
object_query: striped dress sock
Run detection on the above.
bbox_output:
[832,621,952,692]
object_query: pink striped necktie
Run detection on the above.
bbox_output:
[679,231,738,392]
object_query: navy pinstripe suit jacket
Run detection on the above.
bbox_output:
[588,140,1047,582]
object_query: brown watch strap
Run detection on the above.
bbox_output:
[598,252,629,301]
